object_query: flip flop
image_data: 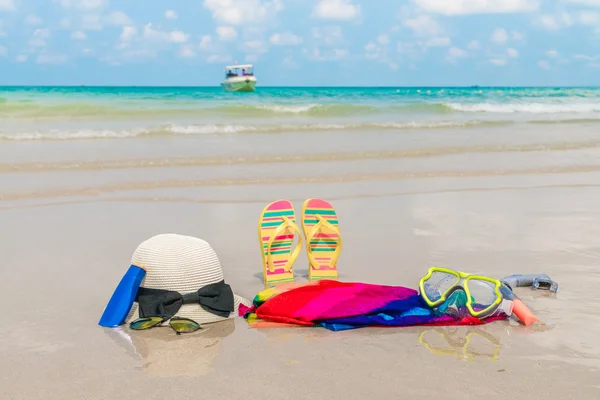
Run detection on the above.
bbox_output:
[258,200,302,288]
[301,198,342,281]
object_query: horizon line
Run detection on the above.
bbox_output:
[1,84,599,89]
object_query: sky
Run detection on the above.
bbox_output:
[1,0,600,86]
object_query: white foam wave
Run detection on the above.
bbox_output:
[0,120,487,141]
[254,104,320,113]
[447,102,600,113]
[0,129,144,140]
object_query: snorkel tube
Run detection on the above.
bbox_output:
[501,274,558,293]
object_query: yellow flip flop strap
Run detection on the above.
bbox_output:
[306,214,342,270]
[266,216,302,273]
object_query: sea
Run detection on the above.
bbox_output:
[2,86,600,141]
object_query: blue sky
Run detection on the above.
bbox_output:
[1,0,600,86]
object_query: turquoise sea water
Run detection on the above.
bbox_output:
[2,86,600,140]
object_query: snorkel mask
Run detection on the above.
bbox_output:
[419,267,513,319]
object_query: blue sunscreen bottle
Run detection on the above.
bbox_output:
[98,264,146,328]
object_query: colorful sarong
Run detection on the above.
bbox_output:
[240,280,507,331]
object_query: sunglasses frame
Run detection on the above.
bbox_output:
[419,266,503,318]
[129,315,202,335]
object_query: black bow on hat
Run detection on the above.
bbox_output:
[135,280,234,319]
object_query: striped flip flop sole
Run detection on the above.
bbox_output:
[258,200,299,287]
[301,198,341,281]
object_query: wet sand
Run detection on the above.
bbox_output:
[2,127,600,399]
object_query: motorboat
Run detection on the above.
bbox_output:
[221,64,257,92]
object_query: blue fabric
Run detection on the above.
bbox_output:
[317,296,452,331]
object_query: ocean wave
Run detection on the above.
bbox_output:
[0,102,381,119]
[0,120,499,141]
[4,99,600,119]
[446,102,600,113]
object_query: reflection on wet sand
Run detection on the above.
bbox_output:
[103,320,235,377]
[418,326,504,362]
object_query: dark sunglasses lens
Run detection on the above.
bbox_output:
[170,318,201,334]
[130,316,164,330]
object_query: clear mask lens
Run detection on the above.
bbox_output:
[423,272,460,303]
[465,279,498,312]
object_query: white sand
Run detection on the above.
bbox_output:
[2,126,600,399]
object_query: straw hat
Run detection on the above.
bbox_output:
[126,233,250,326]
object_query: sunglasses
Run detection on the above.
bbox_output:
[129,316,201,335]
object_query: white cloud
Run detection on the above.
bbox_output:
[490,58,507,66]
[59,0,105,10]
[448,47,467,58]
[203,0,283,26]
[206,54,232,63]
[333,48,348,58]
[537,11,600,30]
[507,48,519,57]
[305,46,348,61]
[365,41,377,53]
[81,14,103,30]
[71,30,86,40]
[179,45,195,57]
[511,30,524,41]
[282,56,298,68]
[269,31,303,45]
[546,49,558,57]
[425,36,451,47]
[102,48,157,65]
[467,39,480,50]
[241,40,268,54]
[397,40,426,61]
[538,60,550,69]
[412,0,540,15]
[199,35,212,49]
[25,15,43,25]
[574,54,599,61]
[170,31,189,43]
[538,13,572,30]
[311,26,343,46]
[446,47,468,64]
[16,54,28,62]
[141,23,189,43]
[165,10,178,20]
[120,26,137,41]
[0,0,16,11]
[404,15,443,37]
[365,41,388,62]
[566,0,600,6]
[216,26,237,40]
[313,0,361,20]
[105,11,132,26]
[37,53,68,64]
[0,45,6,56]
[59,18,71,29]
[29,29,51,47]
[578,10,600,25]
[491,28,508,44]
[377,34,390,45]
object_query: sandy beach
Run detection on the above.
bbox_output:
[2,115,600,399]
